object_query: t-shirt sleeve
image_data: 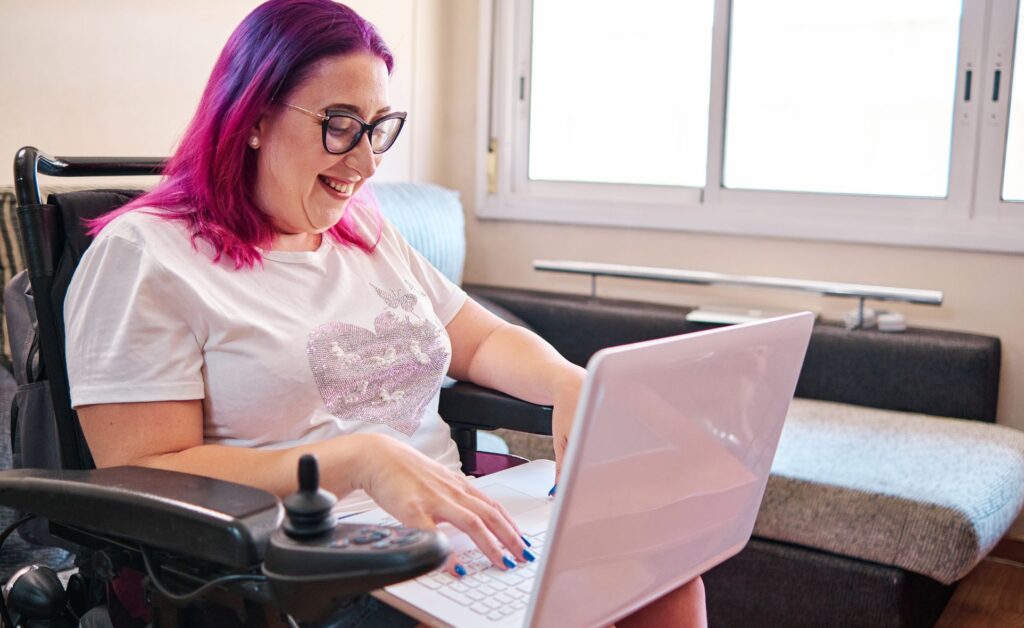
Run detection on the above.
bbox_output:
[383,219,467,325]
[65,233,205,408]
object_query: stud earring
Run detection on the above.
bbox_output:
[249,136,260,149]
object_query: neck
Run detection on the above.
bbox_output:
[271,231,323,252]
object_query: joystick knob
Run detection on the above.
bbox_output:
[282,454,338,539]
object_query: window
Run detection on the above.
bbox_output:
[479,0,1024,253]
[528,1,713,187]
[723,0,961,198]
[1002,0,1024,201]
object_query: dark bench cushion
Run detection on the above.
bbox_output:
[465,285,1001,422]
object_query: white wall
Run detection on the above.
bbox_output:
[0,0,418,188]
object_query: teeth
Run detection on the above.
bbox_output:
[320,176,353,195]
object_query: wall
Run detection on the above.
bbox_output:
[0,0,419,188]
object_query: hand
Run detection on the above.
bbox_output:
[352,433,534,576]
[550,367,585,483]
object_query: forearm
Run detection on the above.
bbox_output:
[132,433,375,499]
[458,323,585,406]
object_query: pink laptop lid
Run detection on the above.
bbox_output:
[528,312,814,627]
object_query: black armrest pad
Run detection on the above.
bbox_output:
[466,285,1001,422]
[0,467,282,569]
[440,381,552,435]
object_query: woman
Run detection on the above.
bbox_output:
[64,1,705,625]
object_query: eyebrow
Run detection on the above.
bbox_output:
[325,103,393,119]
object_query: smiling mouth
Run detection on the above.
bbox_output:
[318,175,355,196]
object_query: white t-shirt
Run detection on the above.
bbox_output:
[65,208,467,512]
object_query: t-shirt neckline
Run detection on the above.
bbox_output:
[257,235,334,264]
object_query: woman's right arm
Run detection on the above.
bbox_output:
[77,401,530,572]
[78,400,370,497]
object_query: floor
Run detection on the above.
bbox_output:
[935,541,1024,627]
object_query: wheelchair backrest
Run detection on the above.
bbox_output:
[7,190,145,473]
[9,147,162,474]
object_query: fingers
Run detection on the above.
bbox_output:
[553,434,569,484]
[364,439,533,574]
[439,498,530,572]
[405,477,533,574]
[462,487,535,566]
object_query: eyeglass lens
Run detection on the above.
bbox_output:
[325,115,403,154]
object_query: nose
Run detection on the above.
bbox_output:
[343,133,379,180]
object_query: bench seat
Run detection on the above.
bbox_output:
[759,398,1024,584]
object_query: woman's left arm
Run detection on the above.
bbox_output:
[446,298,586,477]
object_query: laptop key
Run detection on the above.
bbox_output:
[494,593,513,604]
[418,578,440,590]
[487,611,504,621]
[503,573,526,586]
[439,589,473,606]
[484,598,502,609]
[450,582,469,593]
[471,604,489,615]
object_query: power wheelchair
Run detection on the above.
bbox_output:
[0,147,553,627]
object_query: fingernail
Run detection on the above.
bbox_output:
[522,549,536,562]
[454,563,467,577]
[520,535,532,547]
[548,485,557,497]
[502,555,517,569]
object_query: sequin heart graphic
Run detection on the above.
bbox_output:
[307,309,448,436]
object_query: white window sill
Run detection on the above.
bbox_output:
[476,195,1024,255]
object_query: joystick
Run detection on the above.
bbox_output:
[283,455,337,539]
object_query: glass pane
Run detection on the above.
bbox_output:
[1003,3,1024,201]
[529,1,714,187]
[723,0,962,198]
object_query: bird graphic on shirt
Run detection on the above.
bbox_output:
[373,284,418,313]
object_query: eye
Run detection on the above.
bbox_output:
[326,116,359,137]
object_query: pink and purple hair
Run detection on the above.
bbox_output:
[90,0,394,268]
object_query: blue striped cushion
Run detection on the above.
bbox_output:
[374,183,465,285]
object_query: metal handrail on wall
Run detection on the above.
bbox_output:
[533,259,943,328]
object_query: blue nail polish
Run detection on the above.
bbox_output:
[523,549,536,562]
[521,535,532,547]
[454,563,467,577]
[502,555,517,569]
[548,485,557,497]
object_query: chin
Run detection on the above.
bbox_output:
[311,207,349,231]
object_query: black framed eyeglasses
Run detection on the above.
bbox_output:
[283,103,407,155]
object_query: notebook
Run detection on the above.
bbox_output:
[345,312,814,627]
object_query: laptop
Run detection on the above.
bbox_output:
[344,312,814,627]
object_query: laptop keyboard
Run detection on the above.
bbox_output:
[415,532,546,621]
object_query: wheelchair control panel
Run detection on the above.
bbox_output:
[0,455,448,625]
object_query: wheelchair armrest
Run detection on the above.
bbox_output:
[0,467,282,570]
[440,381,553,435]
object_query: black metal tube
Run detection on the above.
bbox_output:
[14,146,165,207]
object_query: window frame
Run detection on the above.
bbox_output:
[475,0,1024,254]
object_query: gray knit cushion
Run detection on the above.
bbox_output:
[756,398,1024,584]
